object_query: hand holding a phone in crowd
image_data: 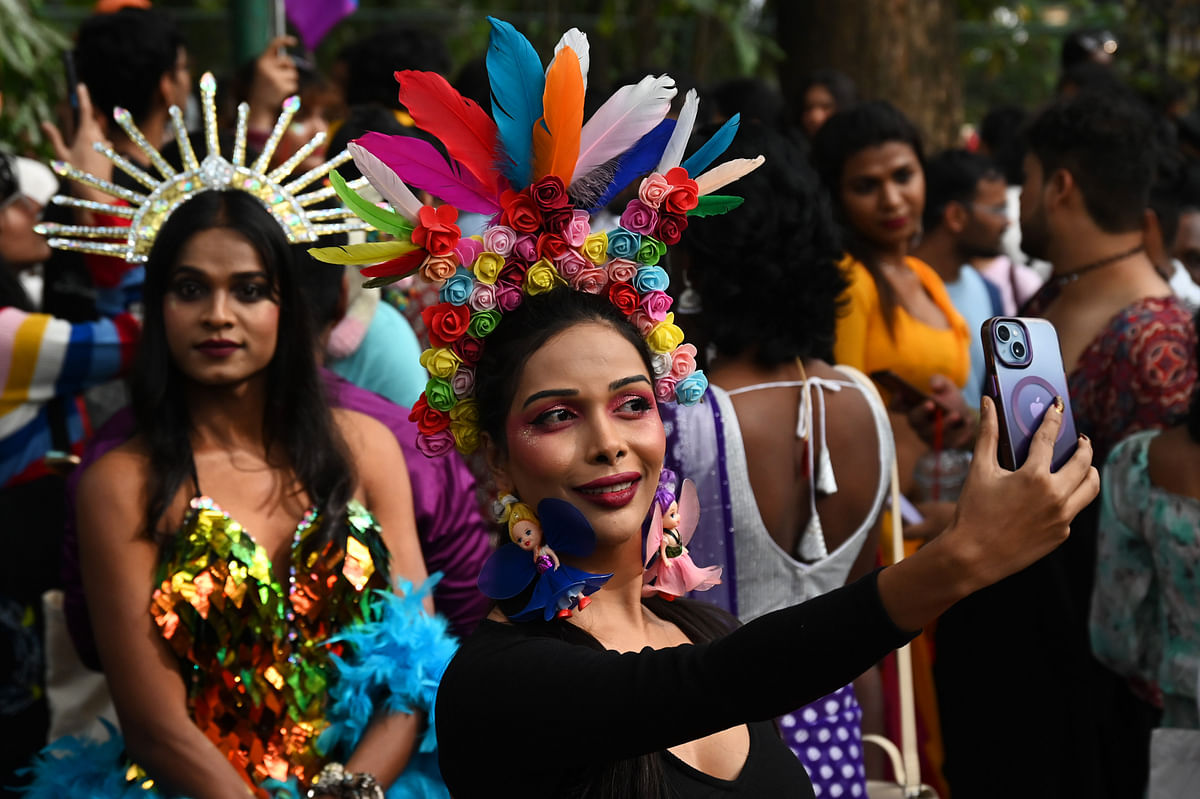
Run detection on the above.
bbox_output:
[902,374,978,450]
[41,81,114,209]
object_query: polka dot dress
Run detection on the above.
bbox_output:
[779,683,865,798]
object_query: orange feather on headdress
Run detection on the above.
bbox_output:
[531,47,585,183]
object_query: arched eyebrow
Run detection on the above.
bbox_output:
[610,375,650,390]
[521,375,650,408]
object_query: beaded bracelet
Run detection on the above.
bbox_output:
[305,762,385,799]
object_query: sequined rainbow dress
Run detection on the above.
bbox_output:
[26,496,456,799]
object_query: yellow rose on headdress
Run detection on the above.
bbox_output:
[646,312,685,354]
[419,347,462,379]
[473,251,505,285]
[450,420,481,454]
[449,398,480,426]
[525,258,566,296]
[582,232,609,265]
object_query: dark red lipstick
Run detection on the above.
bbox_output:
[573,472,642,509]
[195,338,242,357]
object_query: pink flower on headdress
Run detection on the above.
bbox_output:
[663,167,700,214]
[494,280,523,312]
[451,366,476,398]
[500,189,542,233]
[628,309,657,337]
[483,225,517,257]
[620,199,659,236]
[655,212,688,246]
[669,343,698,380]
[413,205,462,257]
[468,282,497,312]
[419,253,460,284]
[531,175,570,211]
[555,249,587,278]
[638,173,671,209]
[513,233,538,263]
[570,267,609,295]
[416,428,457,458]
[606,258,638,284]
[654,375,679,403]
[454,236,483,267]
[563,210,591,247]
[640,289,673,322]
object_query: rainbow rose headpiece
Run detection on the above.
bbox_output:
[311,17,764,457]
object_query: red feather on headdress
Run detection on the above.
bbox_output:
[395,70,501,195]
[531,47,584,184]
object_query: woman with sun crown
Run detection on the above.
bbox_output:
[310,17,1100,798]
[25,76,455,799]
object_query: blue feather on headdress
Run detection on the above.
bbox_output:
[591,118,676,210]
[486,17,544,188]
[682,113,740,176]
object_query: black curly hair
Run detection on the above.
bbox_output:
[683,121,846,366]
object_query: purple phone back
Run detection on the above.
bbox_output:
[982,317,1079,471]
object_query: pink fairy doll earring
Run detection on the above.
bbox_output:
[642,469,722,600]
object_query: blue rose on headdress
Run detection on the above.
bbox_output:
[675,371,709,406]
[632,265,670,294]
[440,267,475,306]
[607,227,641,259]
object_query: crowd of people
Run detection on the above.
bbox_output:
[0,5,1197,799]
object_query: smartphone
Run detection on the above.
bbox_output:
[62,50,80,137]
[981,317,1078,472]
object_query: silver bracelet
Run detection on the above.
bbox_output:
[305,762,385,799]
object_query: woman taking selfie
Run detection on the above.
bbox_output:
[317,19,1100,798]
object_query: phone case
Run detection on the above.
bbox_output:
[981,317,1079,472]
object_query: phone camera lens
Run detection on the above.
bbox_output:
[1011,340,1027,360]
[997,325,1011,342]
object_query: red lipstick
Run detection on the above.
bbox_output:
[881,216,909,231]
[573,472,642,509]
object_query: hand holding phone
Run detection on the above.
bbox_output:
[981,317,1078,471]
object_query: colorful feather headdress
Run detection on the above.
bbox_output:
[312,17,764,457]
[35,72,371,263]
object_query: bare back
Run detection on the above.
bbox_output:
[709,358,884,582]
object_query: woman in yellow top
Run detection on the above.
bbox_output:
[812,100,968,797]
[813,101,969,394]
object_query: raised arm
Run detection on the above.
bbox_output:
[77,449,256,799]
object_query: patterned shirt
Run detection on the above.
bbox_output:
[1090,430,1200,728]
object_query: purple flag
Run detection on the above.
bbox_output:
[285,0,358,50]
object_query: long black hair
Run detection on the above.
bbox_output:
[811,100,926,333]
[684,121,846,366]
[132,190,354,552]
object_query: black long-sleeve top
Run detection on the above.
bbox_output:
[435,571,915,797]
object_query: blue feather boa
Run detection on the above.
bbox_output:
[21,578,457,799]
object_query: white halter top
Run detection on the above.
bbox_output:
[715,365,894,621]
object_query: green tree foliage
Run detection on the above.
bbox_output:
[0,0,69,155]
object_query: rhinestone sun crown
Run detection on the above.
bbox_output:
[36,72,370,263]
